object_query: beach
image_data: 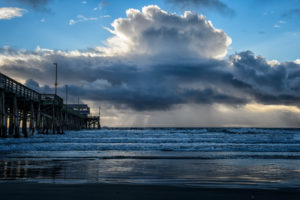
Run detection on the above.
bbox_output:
[2,128,300,199]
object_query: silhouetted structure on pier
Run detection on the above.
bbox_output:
[67,104,101,129]
[67,104,90,117]
[0,72,100,138]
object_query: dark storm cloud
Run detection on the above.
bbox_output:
[63,59,250,110]
[25,79,52,93]
[183,88,248,105]
[166,0,235,16]
[229,51,300,107]
[3,47,300,111]
[2,0,52,11]
[12,53,245,110]
[231,51,300,94]
[1,51,140,86]
[254,92,300,107]
[231,51,287,93]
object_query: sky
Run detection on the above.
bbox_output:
[1,0,300,127]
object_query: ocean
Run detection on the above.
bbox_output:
[1,128,300,189]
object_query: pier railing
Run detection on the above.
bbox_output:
[0,72,40,101]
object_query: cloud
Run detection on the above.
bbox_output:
[2,46,300,112]
[167,0,235,16]
[274,24,280,28]
[3,0,51,12]
[1,5,300,119]
[69,14,98,25]
[102,5,231,59]
[94,0,108,11]
[0,7,27,20]
[230,51,300,106]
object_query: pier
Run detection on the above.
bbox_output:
[0,72,100,138]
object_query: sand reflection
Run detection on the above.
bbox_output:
[1,158,300,188]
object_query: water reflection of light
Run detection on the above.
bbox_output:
[0,160,63,181]
[1,158,300,188]
[24,160,28,177]
[16,161,21,178]
[3,161,7,178]
[237,175,280,183]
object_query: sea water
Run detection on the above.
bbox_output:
[1,128,300,189]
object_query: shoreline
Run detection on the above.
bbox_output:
[0,183,300,200]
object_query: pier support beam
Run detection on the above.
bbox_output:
[36,103,41,133]
[0,90,7,138]
[22,106,28,138]
[30,102,34,135]
[52,104,55,134]
[0,91,2,137]
[60,111,64,134]
[8,103,13,136]
[13,96,20,138]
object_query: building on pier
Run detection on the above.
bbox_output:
[67,104,90,117]
[67,104,101,129]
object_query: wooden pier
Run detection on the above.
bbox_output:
[0,72,100,138]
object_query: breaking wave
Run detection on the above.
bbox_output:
[1,128,300,154]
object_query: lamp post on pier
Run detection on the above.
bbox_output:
[53,63,58,96]
[65,85,68,105]
[53,62,58,134]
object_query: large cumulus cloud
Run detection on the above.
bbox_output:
[1,5,300,115]
[103,5,231,59]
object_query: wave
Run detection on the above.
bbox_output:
[2,143,300,152]
[1,128,300,153]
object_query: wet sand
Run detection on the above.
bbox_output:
[0,183,300,200]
